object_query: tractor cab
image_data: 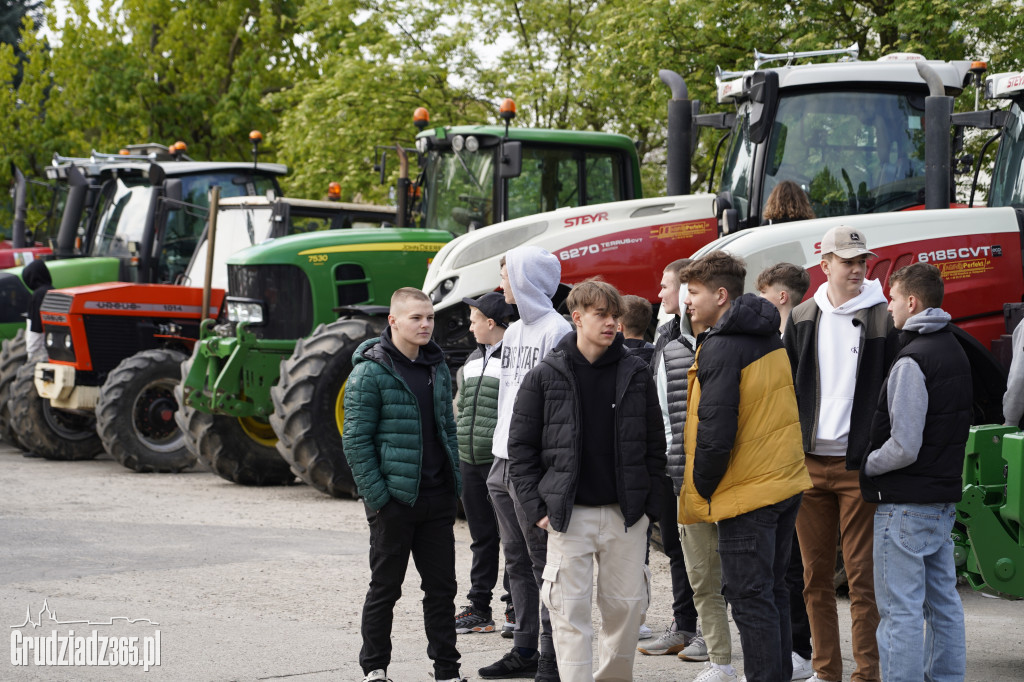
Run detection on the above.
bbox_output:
[986,71,1024,209]
[378,102,643,235]
[699,46,978,232]
[0,148,287,340]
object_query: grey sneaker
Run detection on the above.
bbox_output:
[638,622,653,640]
[362,670,391,682]
[637,622,694,655]
[677,633,709,662]
[501,602,515,639]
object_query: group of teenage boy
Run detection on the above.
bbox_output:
[340,225,971,682]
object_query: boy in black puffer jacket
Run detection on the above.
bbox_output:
[508,280,666,682]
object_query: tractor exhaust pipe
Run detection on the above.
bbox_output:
[55,166,89,258]
[917,62,953,211]
[10,163,27,248]
[202,185,221,324]
[660,69,692,196]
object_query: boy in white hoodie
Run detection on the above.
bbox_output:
[783,226,897,682]
[481,245,572,682]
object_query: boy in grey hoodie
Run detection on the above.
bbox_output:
[481,245,572,681]
[860,263,970,682]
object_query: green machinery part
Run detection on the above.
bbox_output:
[954,425,1024,598]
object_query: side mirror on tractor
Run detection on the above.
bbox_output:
[498,140,522,179]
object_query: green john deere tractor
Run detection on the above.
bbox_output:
[178,113,643,497]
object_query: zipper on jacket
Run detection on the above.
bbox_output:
[565,355,584,530]
[615,362,644,532]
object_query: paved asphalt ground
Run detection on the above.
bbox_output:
[1,443,1022,681]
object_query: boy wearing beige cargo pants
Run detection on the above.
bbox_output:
[508,280,666,681]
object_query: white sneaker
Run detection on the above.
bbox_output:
[362,670,390,682]
[638,622,653,639]
[808,674,839,682]
[791,652,813,680]
[693,662,738,682]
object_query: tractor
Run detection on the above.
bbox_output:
[423,48,987,360]
[3,162,60,266]
[18,194,394,469]
[685,65,1024,598]
[177,110,645,496]
[0,144,288,447]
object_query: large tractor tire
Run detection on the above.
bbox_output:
[173,353,294,486]
[96,348,195,473]
[0,329,28,448]
[270,318,382,499]
[8,363,103,460]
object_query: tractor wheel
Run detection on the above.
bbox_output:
[8,362,103,460]
[270,318,382,499]
[173,353,294,486]
[96,348,194,473]
[0,329,28,448]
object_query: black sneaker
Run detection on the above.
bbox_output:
[454,604,495,634]
[478,647,539,679]
[501,603,516,639]
[535,652,560,682]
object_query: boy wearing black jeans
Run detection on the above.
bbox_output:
[679,253,811,682]
[343,287,465,682]
[454,292,515,634]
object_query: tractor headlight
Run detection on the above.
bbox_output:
[45,332,54,347]
[226,298,265,325]
[430,277,458,304]
[64,334,73,350]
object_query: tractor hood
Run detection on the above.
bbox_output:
[689,206,1024,348]
[424,194,718,311]
[224,227,452,267]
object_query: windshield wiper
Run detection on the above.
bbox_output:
[450,148,485,194]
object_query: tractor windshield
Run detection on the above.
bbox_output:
[988,101,1024,208]
[184,205,277,290]
[421,147,496,234]
[721,90,929,222]
[90,171,278,283]
[421,144,627,234]
[89,176,152,258]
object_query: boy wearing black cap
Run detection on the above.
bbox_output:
[454,292,515,635]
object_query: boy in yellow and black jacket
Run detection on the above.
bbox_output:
[679,252,810,682]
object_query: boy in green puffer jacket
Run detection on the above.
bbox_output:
[454,292,515,636]
[343,287,465,682]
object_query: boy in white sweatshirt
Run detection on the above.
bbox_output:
[481,245,572,682]
[783,226,897,682]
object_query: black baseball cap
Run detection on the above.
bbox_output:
[463,292,515,328]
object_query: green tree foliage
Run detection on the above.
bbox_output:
[3,0,1023,222]
[269,0,491,202]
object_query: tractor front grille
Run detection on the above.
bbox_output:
[82,316,145,375]
[227,264,313,340]
[41,292,73,313]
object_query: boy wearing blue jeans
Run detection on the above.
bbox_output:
[860,263,970,682]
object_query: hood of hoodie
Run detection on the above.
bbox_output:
[813,277,886,315]
[713,293,781,338]
[22,259,52,291]
[902,307,951,335]
[506,245,562,324]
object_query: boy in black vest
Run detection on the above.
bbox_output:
[860,263,970,682]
